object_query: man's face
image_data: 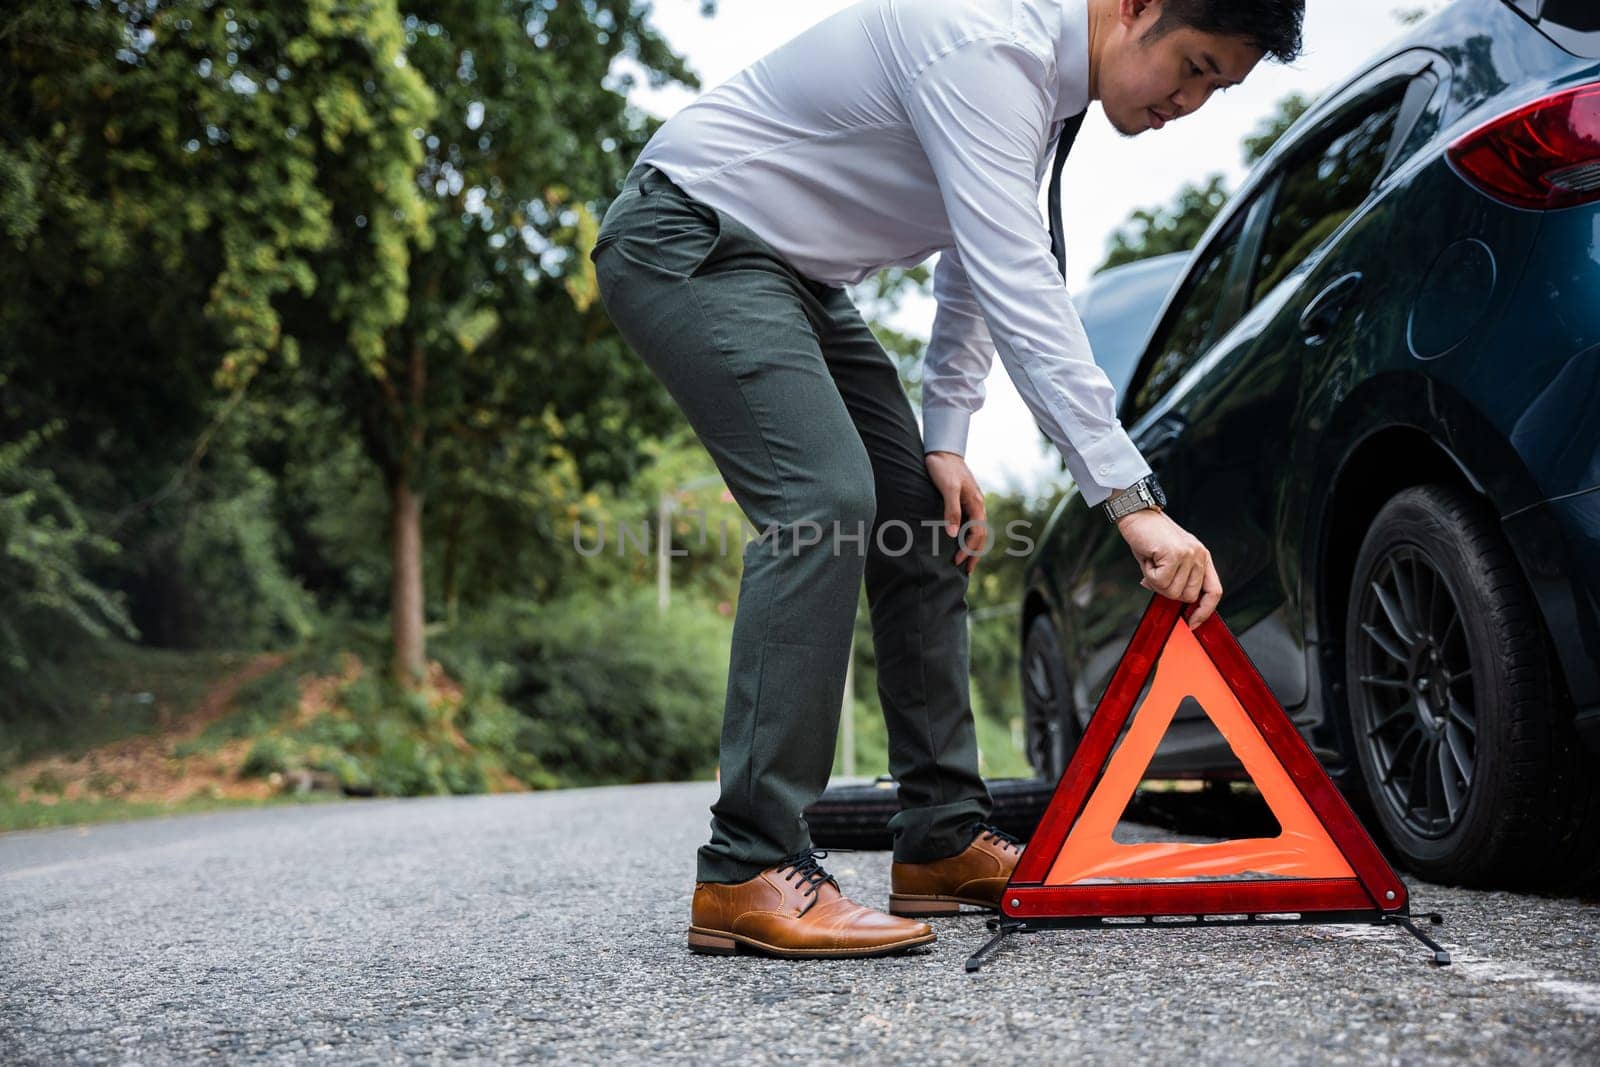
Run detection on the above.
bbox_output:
[1099,2,1266,137]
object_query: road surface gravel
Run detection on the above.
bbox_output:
[3,781,1597,1064]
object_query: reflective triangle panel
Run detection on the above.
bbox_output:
[1006,595,1407,920]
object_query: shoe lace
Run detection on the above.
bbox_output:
[975,822,1024,852]
[774,847,839,901]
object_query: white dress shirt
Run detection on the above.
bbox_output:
[634,0,1152,506]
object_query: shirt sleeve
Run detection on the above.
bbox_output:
[906,35,1151,507]
[920,244,995,458]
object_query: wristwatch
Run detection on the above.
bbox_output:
[1102,474,1167,523]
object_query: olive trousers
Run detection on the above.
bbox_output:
[591,161,991,883]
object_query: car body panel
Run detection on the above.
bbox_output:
[1022,0,1600,779]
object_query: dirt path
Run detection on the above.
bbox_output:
[4,651,293,806]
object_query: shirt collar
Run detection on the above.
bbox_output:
[1052,0,1092,121]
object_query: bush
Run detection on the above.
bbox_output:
[435,588,731,786]
[241,733,294,778]
[0,418,138,720]
[173,461,319,649]
[226,624,539,797]
[221,588,729,796]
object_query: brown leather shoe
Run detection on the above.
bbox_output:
[688,849,935,958]
[888,824,1024,916]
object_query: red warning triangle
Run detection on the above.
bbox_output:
[1005,594,1408,922]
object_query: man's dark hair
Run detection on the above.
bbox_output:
[1147,0,1306,65]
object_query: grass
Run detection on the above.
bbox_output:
[830,679,1032,781]
[973,703,1032,779]
[0,639,354,835]
[0,786,348,834]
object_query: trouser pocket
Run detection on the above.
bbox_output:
[590,168,724,281]
[590,183,645,266]
[647,181,724,280]
[590,230,622,263]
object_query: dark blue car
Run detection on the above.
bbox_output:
[1022,0,1600,888]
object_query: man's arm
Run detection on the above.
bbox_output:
[904,35,1151,507]
[921,244,995,458]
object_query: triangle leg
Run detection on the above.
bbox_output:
[964,919,1033,974]
[1385,912,1452,966]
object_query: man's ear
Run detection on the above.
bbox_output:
[1119,0,1162,31]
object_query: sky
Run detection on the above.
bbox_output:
[624,0,1432,495]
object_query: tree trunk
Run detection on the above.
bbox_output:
[389,323,430,688]
[389,474,427,687]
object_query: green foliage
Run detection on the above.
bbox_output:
[174,449,321,649]
[849,265,935,399]
[230,642,535,796]
[0,418,136,689]
[240,733,296,778]
[0,643,252,774]
[0,0,1171,813]
[1097,92,1316,273]
[0,0,436,654]
[212,587,731,795]
[434,590,732,787]
[1241,91,1312,165]
[324,0,705,661]
[1099,174,1230,272]
[0,0,714,684]
[1,0,436,389]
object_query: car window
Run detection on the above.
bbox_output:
[1383,71,1444,180]
[1075,254,1188,405]
[1248,93,1406,305]
[1122,219,1246,425]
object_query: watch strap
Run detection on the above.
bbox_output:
[1103,477,1162,522]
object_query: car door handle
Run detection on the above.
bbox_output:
[1299,271,1363,343]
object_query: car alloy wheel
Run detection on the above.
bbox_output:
[1352,543,1476,839]
[1343,484,1600,888]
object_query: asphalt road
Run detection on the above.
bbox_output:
[3,781,1597,1064]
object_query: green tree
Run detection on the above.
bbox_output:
[2,1,704,686]
[1,0,433,656]
[0,416,137,688]
[1098,174,1229,272]
[1096,91,1314,273]
[1241,91,1311,165]
[297,0,699,681]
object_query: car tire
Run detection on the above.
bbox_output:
[1343,484,1600,888]
[1021,613,1079,781]
[804,777,1056,852]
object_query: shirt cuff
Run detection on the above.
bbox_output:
[921,403,973,456]
[1068,429,1153,508]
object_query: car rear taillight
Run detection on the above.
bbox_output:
[1447,83,1600,210]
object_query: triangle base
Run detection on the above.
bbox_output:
[1004,877,1388,919]
[964,908,1453,973]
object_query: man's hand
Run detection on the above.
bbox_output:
[1114,505,1223,628]
[925,450,987,575]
